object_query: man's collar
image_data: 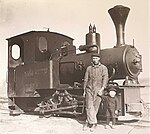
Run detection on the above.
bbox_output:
[92,62,101,67]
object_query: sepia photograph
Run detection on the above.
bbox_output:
[0,0,149,134]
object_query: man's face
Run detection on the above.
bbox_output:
[92,56,100,65]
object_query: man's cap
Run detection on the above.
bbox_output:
[91,53,100,58]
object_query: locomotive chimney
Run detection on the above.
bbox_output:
[108,5,130,47]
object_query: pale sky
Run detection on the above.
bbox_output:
[0,0,149,83]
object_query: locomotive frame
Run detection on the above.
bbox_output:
[7,5,144,119]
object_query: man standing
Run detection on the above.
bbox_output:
[83,53,108,131]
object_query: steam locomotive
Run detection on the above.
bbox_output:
[7,5,143,119]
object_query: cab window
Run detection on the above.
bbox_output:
[12,44,20,60]
[39,36,48,53]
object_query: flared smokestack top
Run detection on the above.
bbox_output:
[108,5,130,47]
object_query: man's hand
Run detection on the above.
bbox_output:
[97,87,104,96]
[97,90,103,96]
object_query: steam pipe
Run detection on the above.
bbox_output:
[108,5,130,47]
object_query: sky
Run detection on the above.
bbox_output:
[0,0,149,85]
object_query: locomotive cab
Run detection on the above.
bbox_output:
[7,31,76,114]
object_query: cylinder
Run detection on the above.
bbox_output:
[108,5,130,47]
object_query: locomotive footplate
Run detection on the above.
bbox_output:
[34,90,85,117]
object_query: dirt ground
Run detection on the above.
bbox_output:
[0,84,150,134]
[0,97,150,134]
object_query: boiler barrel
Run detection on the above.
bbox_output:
[100,45,142,80]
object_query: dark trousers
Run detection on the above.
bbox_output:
[106,108,116,125]
[106,117,116,125]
